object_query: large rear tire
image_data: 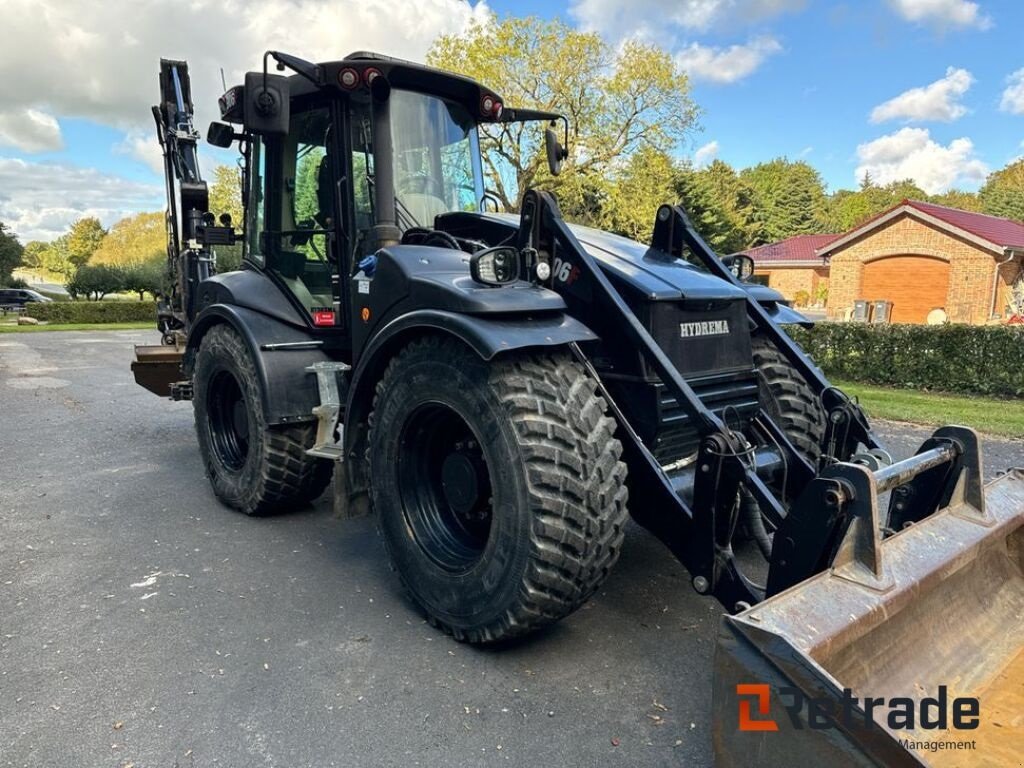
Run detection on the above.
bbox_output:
[193,325,332,515]
[368,336,628,644]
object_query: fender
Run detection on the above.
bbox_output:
[338,308,597,506]
[184,304,331,426]
[763,301,813,328]
[742,282,814,327]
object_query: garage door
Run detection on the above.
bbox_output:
[861,255,950,323]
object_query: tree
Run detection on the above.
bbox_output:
[678,160,765,253]
[121,261,164,300]
[930,189,981,211]
[883,178,928,202]
[740,159,827,243]
[0,221,24,283]
[600,147,681,242]
[91,211,166,267]
[979,159,1024,221]
[428,17,699,215]
[34,218,107,280]
[208,164,245,271]
[21,241,50,271]
[66,217,107,268]
[67,263,125,300]
[208,164,244,226]
[820,178,929,232]
[39,235,74,278]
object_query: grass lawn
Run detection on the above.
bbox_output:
[833,379,1024,439]
[0,321,155,334]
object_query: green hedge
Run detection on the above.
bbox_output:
[25,300,157,324]
[789,322,1024,398]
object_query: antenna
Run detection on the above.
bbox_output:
[220,67,227,92]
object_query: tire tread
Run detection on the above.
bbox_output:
[369,336,628,643]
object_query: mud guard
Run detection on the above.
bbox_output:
[184,304,330,426]
[337,308,598,516]
[764,301,813,327]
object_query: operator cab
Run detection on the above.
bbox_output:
[211,52,551,340]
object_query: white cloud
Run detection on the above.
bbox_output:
[571,0,804,37]
[870,67,973,123]
[115,129,166,176]
[855,127,988,194]
[0,0,490,155]
[0,157,162,242]
[0,108,63,153]
[693,140,719,167]
[1000,68,1024,114]
[674,37,782,84]
[887,0,992,31]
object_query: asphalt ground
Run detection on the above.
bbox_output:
[2,330,1022,768]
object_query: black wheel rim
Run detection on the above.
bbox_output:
[397,402,493,573]
[207,369,250,471]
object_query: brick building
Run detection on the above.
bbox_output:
[821,200,1024,324]
[741,233,838,305]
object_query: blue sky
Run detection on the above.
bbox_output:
[1,0,1021,242]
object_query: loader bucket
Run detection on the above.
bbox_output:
[713,467,1024,767]
[131,344,183,397]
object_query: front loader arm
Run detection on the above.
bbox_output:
[518,188,992,617]
[518,189,781,609]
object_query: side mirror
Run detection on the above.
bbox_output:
[470,246,521,286]
[722,254,755,282]
[243,71,290,135]
[207,122,235,148]
[545,127,567,176]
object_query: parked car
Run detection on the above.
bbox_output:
[0,288,54,308]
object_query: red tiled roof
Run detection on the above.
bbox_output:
[903,199,1024,249]
[819,199,1024,255]
[741,234,839,265]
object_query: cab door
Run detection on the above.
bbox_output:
[245,94,350,334]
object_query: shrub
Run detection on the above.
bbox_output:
[6,277,29,289]
[25,300,156,324]
[789,322,1024,398]
[793,289,810,307]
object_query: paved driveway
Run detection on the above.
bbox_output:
[1,331,1021,768]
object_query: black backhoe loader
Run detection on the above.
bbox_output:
[133,53,1024,766]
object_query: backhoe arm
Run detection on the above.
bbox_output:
[153,58,213,339]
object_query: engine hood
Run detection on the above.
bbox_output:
[480,213,750,301]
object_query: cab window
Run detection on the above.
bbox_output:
[390,90,483,228]
[246,103,340,325]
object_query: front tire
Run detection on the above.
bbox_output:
[193,325,332,515]
[368,336,628,643]
[752,334,826,465]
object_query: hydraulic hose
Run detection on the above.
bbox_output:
[740,487,773,559]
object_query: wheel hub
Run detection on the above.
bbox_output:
[207,369,250,471]
[396,404,494,573]
[441,450,480,515]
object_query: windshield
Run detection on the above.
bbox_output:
[390,89,484,228]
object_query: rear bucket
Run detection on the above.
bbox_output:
[713,469,1024,767]
[131,344,183,397]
